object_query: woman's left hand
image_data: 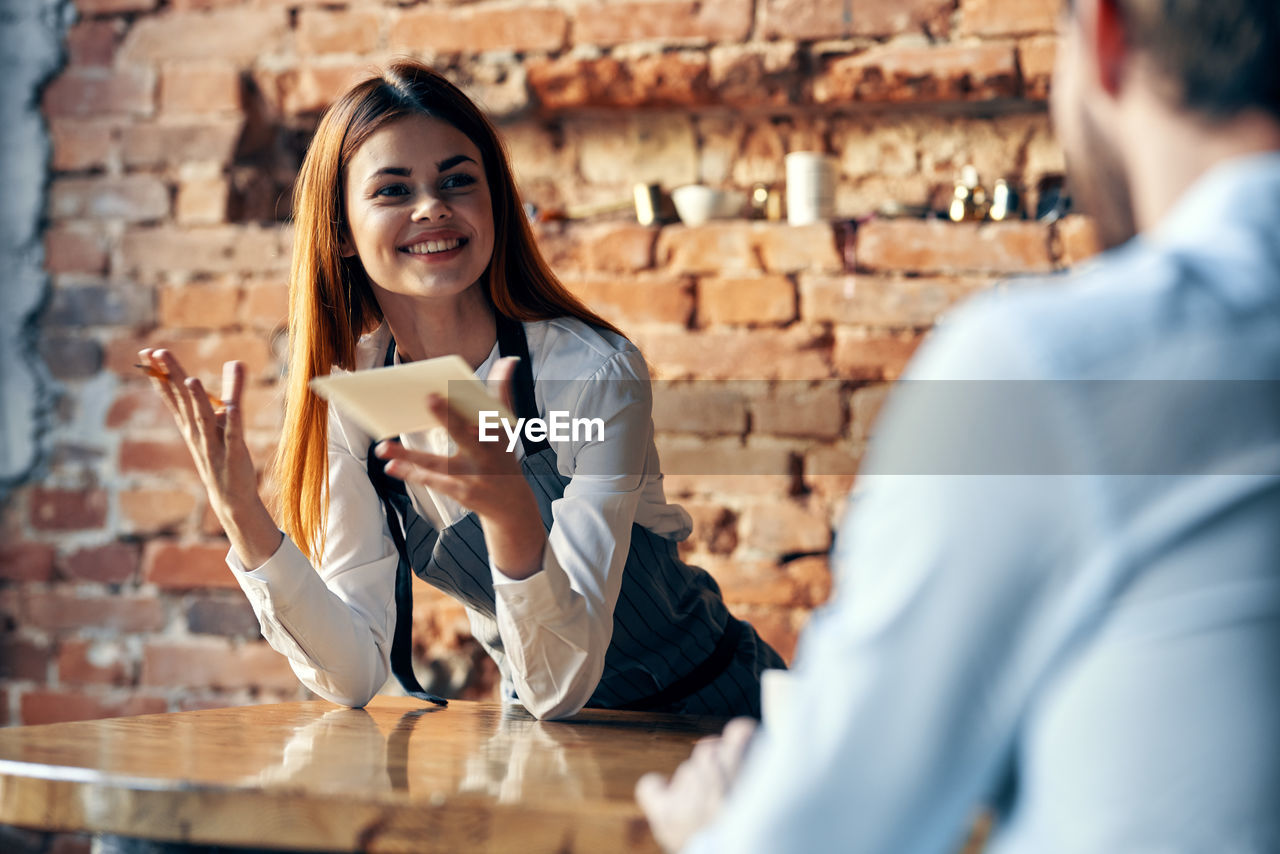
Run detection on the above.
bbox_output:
[375,357,547,579]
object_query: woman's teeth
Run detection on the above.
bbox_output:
[404,237,463,255]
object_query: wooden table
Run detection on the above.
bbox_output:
[0,696,726,852]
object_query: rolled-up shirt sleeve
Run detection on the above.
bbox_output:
[492,348,653,720]
[227,411,398,709]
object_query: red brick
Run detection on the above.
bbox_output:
[121,119,244,168]
[19,690,167,725]
[850,382,891,441]
[119,440,198,476]
[241,277,290,329]
[106,387,173,430]
[961,0,1058,36]
[44,225,109,275]
[635,326,832,380]
[120,488,199,535]
[120,9,288,62]
[651,383,749,435]
[527,54,713,111]
[800,273,994,327]
[680,502,739,555]
[57,640,130,686]
[813,42,1020,105]
[269,64,371,115]
[159,64,242,114]
[48,175,169,223]
[855,220,1054,275]
[141,640,298,691]
[105,331,277,382]
[536,222,658,274]
[184,595,260,637]
[22,591,166,633]
[802,443,863,500]
[756,223,844,274]
[786,554,833,607]
[1055,214,1103,268]
[567,274,693,328]
[296,8,380,55]
[62,541,141,584]
[703,554,831,608]
[741,500,832,554]
[67,19,122,67]
[657,222,841,276]
[120,225,287,276]
[707,43,803,109]
[658,437,800,497]
[28,488,107,531]
[50,120,116,172]
[240,383,286,433]
[572,0,752,46]
[0,542,56,582]
[175,177,230,225]
[75,0,157,13]
[144,542,238,590]
[734,604,803,662]
[390,6,567,53]
[698,275,796,327]
[762,0,953,39]
[1019,36,1058,100]
[158,281,241,329]
[750,383,845,439]
[43,67,153,118]
[0,636,50,681]
[832,329,923,380]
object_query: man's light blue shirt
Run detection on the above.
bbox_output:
[687,153,1280,853]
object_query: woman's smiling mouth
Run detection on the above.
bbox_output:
[402,236,468,256]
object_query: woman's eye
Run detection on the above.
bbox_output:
[374,183,409,198]
[441,173,477,191]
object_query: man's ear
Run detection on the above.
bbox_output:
[1093,0,1129,96]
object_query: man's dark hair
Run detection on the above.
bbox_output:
[1079,0,1280,118]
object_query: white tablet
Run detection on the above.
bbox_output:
[308,355,514,440]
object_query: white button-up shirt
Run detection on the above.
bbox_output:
[229,317,692,720]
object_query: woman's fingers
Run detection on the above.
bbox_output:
[138,348,182,419]
[221,361,245,447]
[376,441,455,479]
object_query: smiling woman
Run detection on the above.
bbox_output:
[136,61,783,723]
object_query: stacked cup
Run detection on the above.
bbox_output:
[785,151,837,226]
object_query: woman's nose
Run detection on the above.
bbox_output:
[411,191,449,221]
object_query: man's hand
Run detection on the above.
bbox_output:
[636,717,758,853]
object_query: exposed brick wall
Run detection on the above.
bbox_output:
[0,0,1103,727]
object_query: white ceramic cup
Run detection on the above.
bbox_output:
[785,151,836,226]
[671,184,719,227]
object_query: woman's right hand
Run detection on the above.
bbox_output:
[138,348,283,570]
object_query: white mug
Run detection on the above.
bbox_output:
[785,151,837,226]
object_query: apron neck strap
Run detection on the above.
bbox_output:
[382,316,549,457]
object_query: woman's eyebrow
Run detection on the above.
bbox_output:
[437,154,477,172]
[367,166,411,181]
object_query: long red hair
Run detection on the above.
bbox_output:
[272,61,621,564]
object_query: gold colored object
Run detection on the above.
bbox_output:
[988,179,1020,221]
[633,183,661,226]
[949,165,989,223]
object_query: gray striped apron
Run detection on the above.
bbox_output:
[366,314,783,717]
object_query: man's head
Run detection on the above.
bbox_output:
[1051,0,1280,248]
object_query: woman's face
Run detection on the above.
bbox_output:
[342,114,495,305]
